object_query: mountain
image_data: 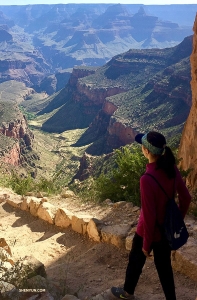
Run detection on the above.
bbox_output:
[0,4,195,94]
[31,35,192,155]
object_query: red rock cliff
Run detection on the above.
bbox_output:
[178,14,197,189]
[0,115,34,166]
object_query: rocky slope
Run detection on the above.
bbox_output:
[0,100,34,166]
[37,35,192,155]
[0,4,195,94]
[178,14,197,190]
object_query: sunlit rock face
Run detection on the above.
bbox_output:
[178,14,197,189]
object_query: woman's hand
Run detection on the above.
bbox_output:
[142,248,152,258]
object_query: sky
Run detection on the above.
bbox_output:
[0,0,197,5]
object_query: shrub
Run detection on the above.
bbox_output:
[8,172,62,196]
[8,172,35,196]
[94,144,147,205]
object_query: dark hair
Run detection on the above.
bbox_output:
[147,131,176,178]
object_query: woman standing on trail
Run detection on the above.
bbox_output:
[111,131,191,300]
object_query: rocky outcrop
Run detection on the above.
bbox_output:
[0,107,34,166]
[69,67,97,87]
[2,142,20,166]
[178,14,197,189]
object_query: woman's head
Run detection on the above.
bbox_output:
[135,131,176,178]
[135,131,166,156]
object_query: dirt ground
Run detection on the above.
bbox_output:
[0,191,197,300]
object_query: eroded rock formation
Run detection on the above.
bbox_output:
[0,106,34,166]
[178,14,197,189]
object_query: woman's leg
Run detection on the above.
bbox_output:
[123,233,146,295]
[152,239,176,300]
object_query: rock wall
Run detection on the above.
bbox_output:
[2,142,20,166]
[0,115,34,166]
[178,14,197,189]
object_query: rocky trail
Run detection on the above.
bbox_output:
[0,187,197,300]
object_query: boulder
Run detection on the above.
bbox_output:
[6,195,23,209]
[37,202,57,224]
[101,224,131,248]
[21,196,31,211]
[29,197,42,217]
[87,218,103,242]
[171,237,197,282]
[72,214,92,234]
[61,189,76,198]
[23,255,47,278]
[55,208,73,228]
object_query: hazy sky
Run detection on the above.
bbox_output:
[1,0,197,5]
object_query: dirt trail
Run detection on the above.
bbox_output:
[0,196,197,300]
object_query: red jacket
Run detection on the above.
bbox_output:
[136,162,191,252]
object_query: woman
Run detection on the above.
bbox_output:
[111,131,191,300]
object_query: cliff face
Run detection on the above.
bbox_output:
[2,142,20,166]
[178,14,197,189]
[0,104,34,166]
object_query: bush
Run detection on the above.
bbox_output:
[8,172,35,196]
[95,144,147,205]
[8,172,62,196]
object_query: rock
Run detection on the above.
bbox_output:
[21,196,31,211]
[37,202,57,224]
[0,248,14,265]
[0,238,12,256]
[37,191,44,198]
[125,202,133,209]
[38,292,55,300]
[87,218,103,242]
[23,255,47,279]
[101,224,131,248]
[29,197,42,217]
[27,275,48,289]
[61,190,76,198]
[113,201,127,208]
[171,237,197,282]
[125,234,134,251]
[132,206,140,213]
[0,260,13,271]
[6,195,23,209]
[103,199,113,205]
[0,193,9,203]
[55,208,73,228]
[0,281,16,293]
[72,214,92,234]
[91,289,112,300]
[178,15,197,189]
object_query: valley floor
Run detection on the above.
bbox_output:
[0,188,197,300]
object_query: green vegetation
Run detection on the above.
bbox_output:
[8,171,62,196]
[71,144,147,205]
[95,145,147,205]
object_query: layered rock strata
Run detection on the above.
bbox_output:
[178,14,197,189]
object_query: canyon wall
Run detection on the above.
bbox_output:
[0,115,34,166]
[178,14,197,189]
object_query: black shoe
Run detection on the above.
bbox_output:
[111,287,136,300]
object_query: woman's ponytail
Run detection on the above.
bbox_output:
[156,146,176,178]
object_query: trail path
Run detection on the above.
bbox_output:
[0,189,197,300]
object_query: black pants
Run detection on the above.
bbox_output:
[124,233,176,300]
